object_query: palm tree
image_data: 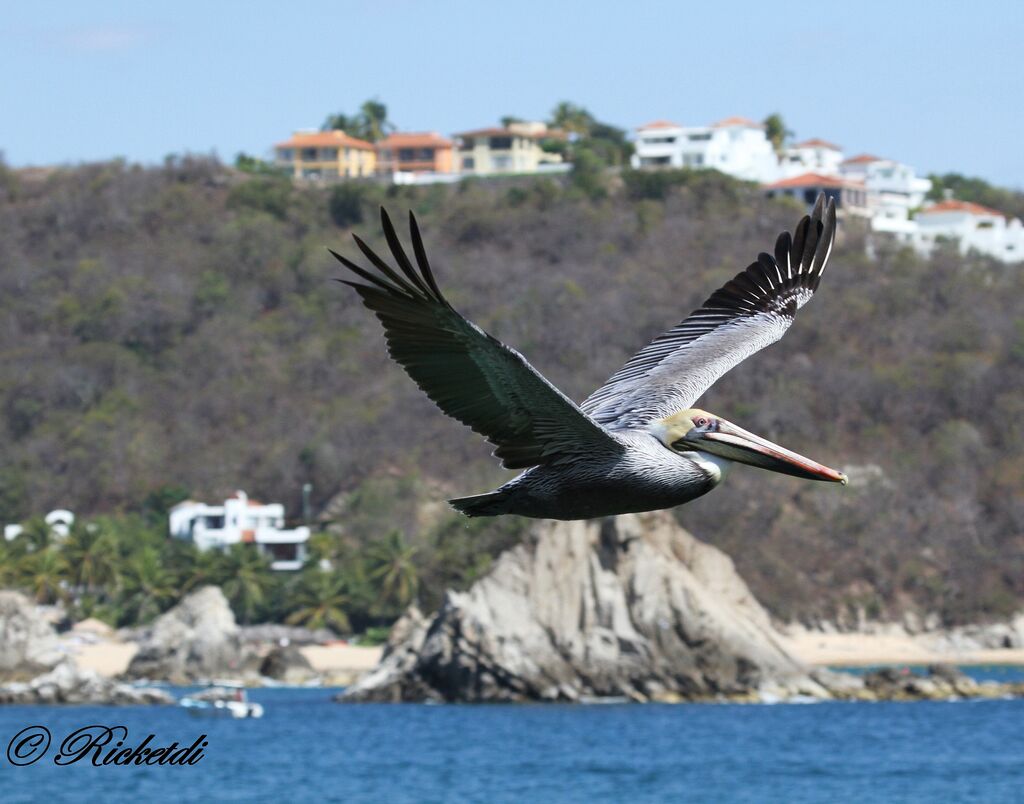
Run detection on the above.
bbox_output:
[117,547,175,624]
[549,101,595,137]
[358,99,393,143]
[366,529,419,610]
[285,570,351,633]
[220,546,275,624]
[62,523,119,594]
[20,548,67,603]
[763,113,793,155]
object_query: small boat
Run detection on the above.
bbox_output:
[179,685,264,719]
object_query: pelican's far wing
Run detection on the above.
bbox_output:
[334,209,624,470]
[582,194,837,428]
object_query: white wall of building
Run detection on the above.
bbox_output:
[170,490,310,571]
[632,119,780,183]
[912,204,1024,263]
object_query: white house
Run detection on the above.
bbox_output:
[779,138,845,179]
[4,509,75,542]
[913,199,1024,263]
[839,154,932,222]
[169,491,310,571]
[632,117,780,183]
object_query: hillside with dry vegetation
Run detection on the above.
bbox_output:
[1,156,1022,627]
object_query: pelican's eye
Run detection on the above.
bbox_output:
[694,416,710,428]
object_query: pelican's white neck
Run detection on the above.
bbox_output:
[679,450,731,485]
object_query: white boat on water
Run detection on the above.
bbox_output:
[179,685,264,719]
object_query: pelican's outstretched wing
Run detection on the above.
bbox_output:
[334,209,624,470]
[582,194,837,429]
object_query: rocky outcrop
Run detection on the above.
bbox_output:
[259,645,316,684]
[0,660,174,705]
[341,513,824,703]
[124,586,256,684]
[0,591,64,681]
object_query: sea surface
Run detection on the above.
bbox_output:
[1,667,1022,803]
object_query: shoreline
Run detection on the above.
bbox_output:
[779,629,1024,668]
[64,634,1024,680]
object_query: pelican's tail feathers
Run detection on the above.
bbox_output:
[448,490,510,518]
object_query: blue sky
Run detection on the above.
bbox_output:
[2,1,1023,187]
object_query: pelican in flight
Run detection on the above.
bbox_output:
[333,194,845,520]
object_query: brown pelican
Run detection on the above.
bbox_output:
[333,194,845,520]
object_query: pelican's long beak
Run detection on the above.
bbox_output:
[691,420,847,484]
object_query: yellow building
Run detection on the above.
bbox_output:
[453,122,565,175]
[274,130,376,179]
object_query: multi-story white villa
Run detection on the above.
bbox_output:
[778,138,845,179]
[631,117,780,183]
[913,199,1024,263]
[169,491,310,571]
[839,154,932,222]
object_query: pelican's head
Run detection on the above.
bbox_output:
[653,409,847,484]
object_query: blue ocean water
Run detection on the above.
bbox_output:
[1,670,1022,803]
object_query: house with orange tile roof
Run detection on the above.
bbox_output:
[376,132,454,175]
[913,198,1023,262]
[274,130,376,180]
[632,116,779,183]
[453,121,566,176]
[763,172,868,215]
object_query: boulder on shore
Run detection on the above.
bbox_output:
[0,590,64,681]
[0,660,174,705]
[259,645,316,684]
[124,586,257,684]
[341,512,822,703]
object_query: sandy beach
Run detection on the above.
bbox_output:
[71,640,384,679]
[780,629,1024,667]
[66,632,1024,680]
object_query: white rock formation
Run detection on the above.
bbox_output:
[342,512,818,702]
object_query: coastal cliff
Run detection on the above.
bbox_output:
[341,512,823,703]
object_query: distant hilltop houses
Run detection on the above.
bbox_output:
[636,117,1022,264]
[270,115,1022,264]
[273,120,568,185]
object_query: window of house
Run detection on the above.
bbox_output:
[688,133,711,142]
[399,148,416,161]
[301,148,317,161]
[462,157,475,169]
[489,136,513,150]
[278,149,294,161]
[418,148,434,161]
[492,155,512,170]
[460,138,475,150]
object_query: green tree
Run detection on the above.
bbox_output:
[62,523,119,593]
[285,569,352,632]
[549,101,596,136]
[358,98,393,143]
[328,184,367,228]
[117,547,175,624]
[763,113,793,154]
[21,548,67,603]
[220,545,275,624]
[366,529,419,610]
